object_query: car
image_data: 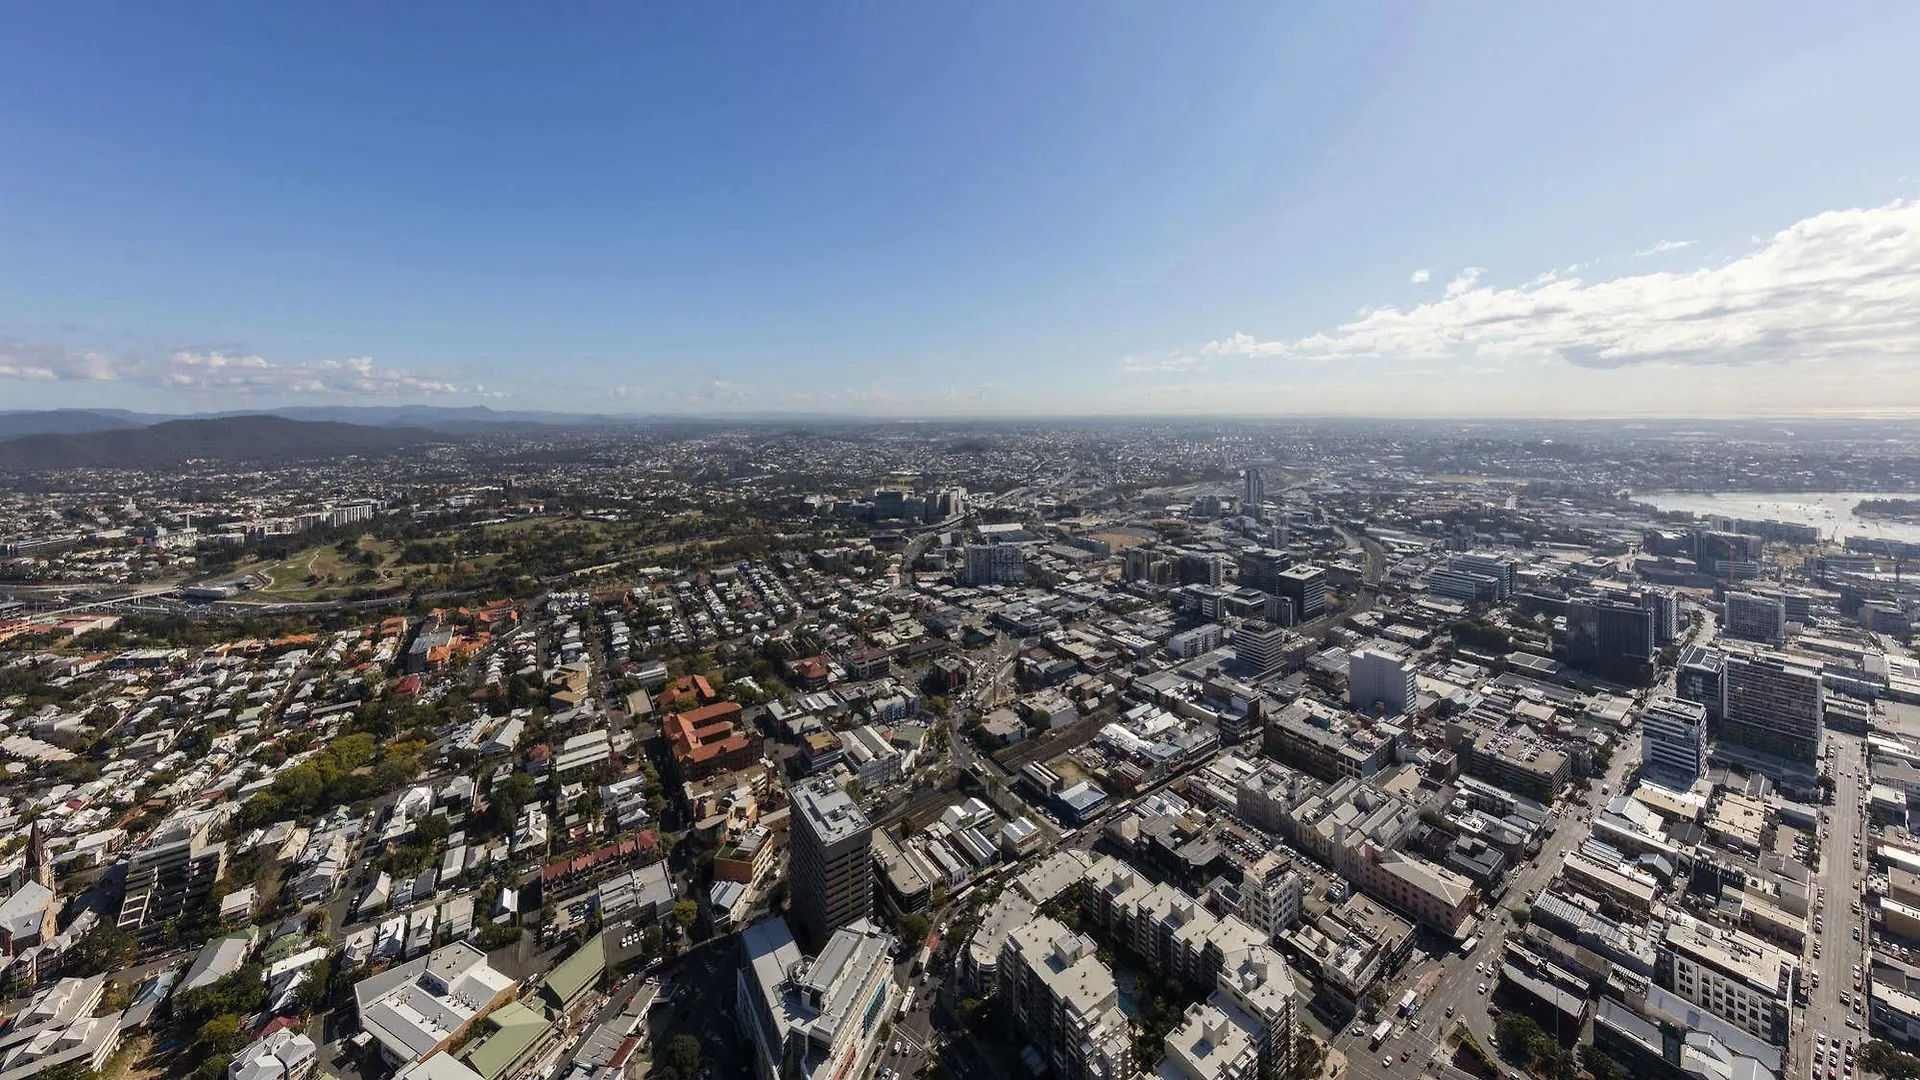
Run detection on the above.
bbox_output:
[1446,1004,1456,1017]
[1402,1051,1411,1061]
[1478,983,1487,994]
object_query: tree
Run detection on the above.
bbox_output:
[1290,1024,1328,1080]
[1862,1041,1920,1080]
[296,958,333,1015]
[65,924,134,977]
[1510,903,1531,925]
[672,899,698,932]
[197,1013,248,1056]
[1579,1045,1624,1080]
[499,771,537,811]
[656,1034,702,1080]
[900,913,931,946]
[416,813,452,843]
[956,997,992,1035]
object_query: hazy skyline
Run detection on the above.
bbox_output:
[4,4,1920,417]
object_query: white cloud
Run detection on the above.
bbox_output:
[1634,238,1694,257]
[1187,200,1920,371]
[0,341,468,396]
[1409,268,1431,284]
[1122,354,1207,374]
[0,342,125,383]
[1443,267,1484,299]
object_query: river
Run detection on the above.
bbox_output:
[1633,491,1920,544]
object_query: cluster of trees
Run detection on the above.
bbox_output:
[1862,1041,1920,1080]
[0,663,80,709]
[472,771,539,839]
[1448,1022,1499,1076]
[900,912,931,947]
[651,1034,704,1080]
[234,731,384,827]
[64,924,135,977]
[1450,619,1514,654]
[1492,1016,1620,1080]
[1289,1025,1329,1080]
[173,963,270,1080]
[1130,982,1196,1069]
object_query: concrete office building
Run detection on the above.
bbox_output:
[1275,565,1326,621]
[1721,652,1823,763]
[1641,587,1680,645]
[963,543,1023,586]
[1244,468,1267,522]
[1657,913,1798,1047]
[1236,549,1289,599]
[1449,552,1519,599]
[1179,553,1226,587]
[1694,530,1764,580]
[736,916,895,1080]
[1640,696,1709,782]
[1125,549,1173,586]
[1564,597,1655,682]
[1425,568,1504,606]
[1724,592,1787,646]
[789,777,874,949]
[1347,649,1416,717]
[1677,646,1727,727]
[1235,621,1297,676]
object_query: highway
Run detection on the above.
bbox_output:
[2,582,182,617]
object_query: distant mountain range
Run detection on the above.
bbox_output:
[0,404,652,440]
[0,409,155,439]
[0,415,443,471]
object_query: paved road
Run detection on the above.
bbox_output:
[1329,608,1711,1080]
[1335,740,1646,1080]
[879,964,941,1079]
[1799,728,1870,1077]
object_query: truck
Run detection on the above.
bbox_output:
[1371,1021,1393,1049]
[1398,990,1418,1016]
[1459,935,1480,957]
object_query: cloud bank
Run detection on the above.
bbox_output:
[1185,200,1920,372]
[0,342,475,396]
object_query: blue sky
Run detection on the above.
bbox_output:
[4,3,1920,416]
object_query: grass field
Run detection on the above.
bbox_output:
[246,536,414,599]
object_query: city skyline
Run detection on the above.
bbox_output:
[4,5,1920,417]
